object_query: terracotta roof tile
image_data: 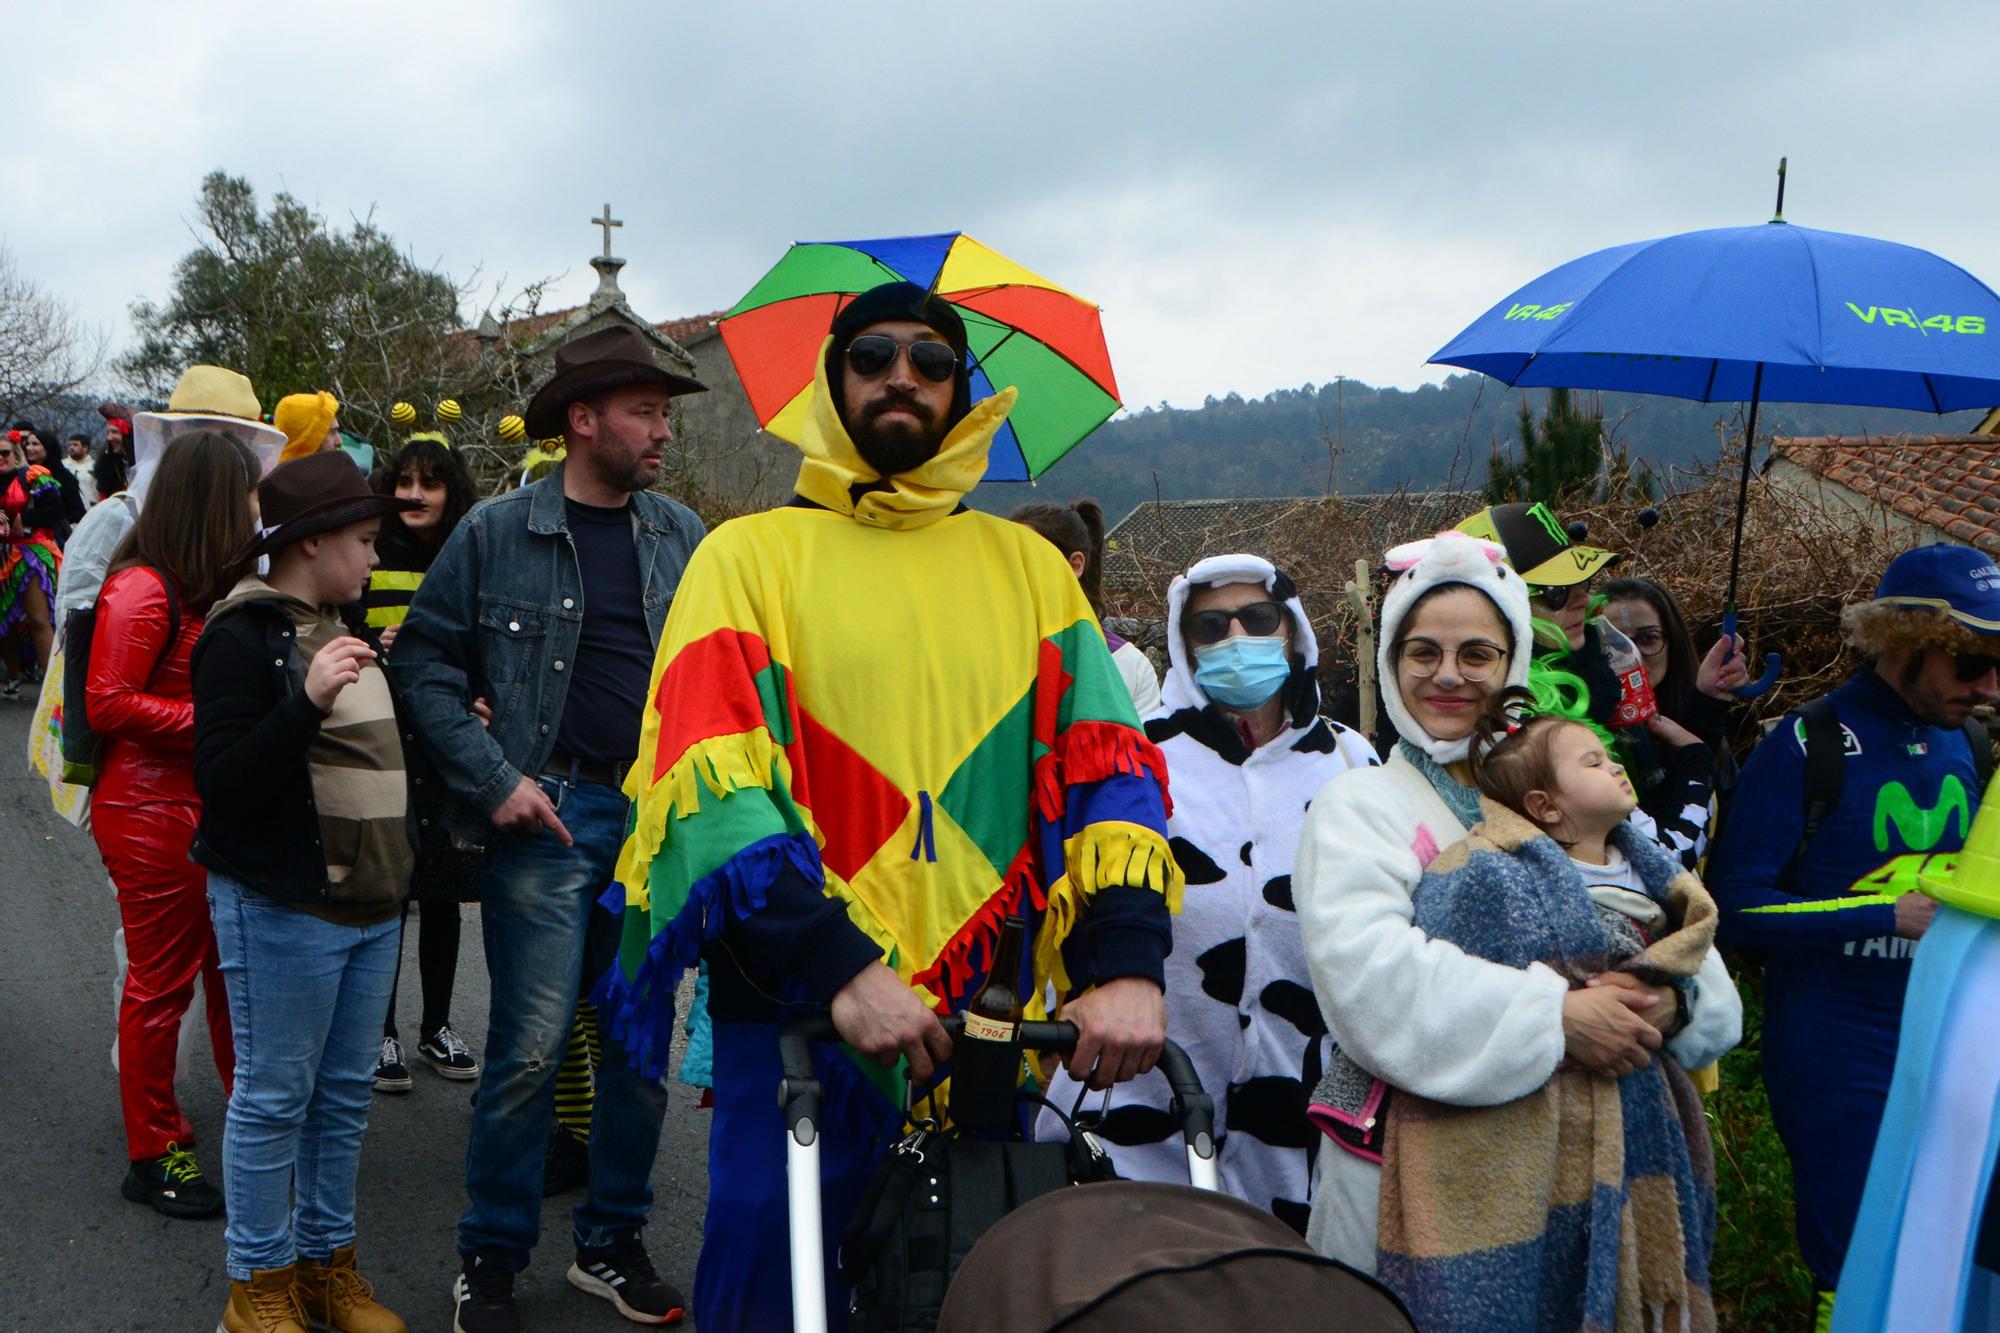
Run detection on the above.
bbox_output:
[1778,434,2000,550]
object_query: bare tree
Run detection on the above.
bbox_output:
[0,244,106,424]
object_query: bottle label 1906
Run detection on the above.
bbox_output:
[961,1012,1017,1043]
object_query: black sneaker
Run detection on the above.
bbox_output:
[373,1036,413,1094]
[0,678,18,700]
[453,1252,519,1333]
[419,1023,481,1080]
[568,1231,685,1325]
[542,1124,589,1198]
[121,1143,223,1219]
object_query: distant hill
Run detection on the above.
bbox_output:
[974,374,1988,522]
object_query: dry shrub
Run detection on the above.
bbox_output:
[1105,450,1911,741]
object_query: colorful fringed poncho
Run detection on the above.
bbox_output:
[595,349,1183,1088]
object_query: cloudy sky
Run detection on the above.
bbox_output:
[5,1,1994,409]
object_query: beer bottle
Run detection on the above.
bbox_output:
[951,914,1028,1134]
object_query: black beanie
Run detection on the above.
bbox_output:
[825,281,973,428]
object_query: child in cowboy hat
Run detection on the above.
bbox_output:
[190,450,424,1333]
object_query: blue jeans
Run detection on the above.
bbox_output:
[208,873,400,1280]
[459,776,671,1268]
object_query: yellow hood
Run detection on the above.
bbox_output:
[793,335,1017,531]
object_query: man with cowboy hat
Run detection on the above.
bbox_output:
[390,324,705,1332]
[600,280,1180,1330]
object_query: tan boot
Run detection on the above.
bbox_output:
[218,1265,308,1333]
[295,1245,407,1333]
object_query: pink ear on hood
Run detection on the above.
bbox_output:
[1385,530,1507,573]
[1383,537,1435,572]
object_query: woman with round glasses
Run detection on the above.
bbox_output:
[1602,576,1750,748]
[1040,553,1376,1229]
[1293,531,1741,1270]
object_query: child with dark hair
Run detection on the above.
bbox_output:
[1369,682,1724,1332]
[363,435,484,1092]
[1011,497,1160,714]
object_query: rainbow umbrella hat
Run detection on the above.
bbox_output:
[718,232,1120,481]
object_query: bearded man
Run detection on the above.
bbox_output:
[594,282,1182,1330]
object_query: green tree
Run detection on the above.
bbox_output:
[124,172,471,441]
[1485,387,1606,504]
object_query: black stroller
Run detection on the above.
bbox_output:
[777,1014,1414,1332]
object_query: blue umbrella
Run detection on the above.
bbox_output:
[1431,161,2000,696]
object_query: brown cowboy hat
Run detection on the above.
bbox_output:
[234,450,421,563]
[523,325,706,439]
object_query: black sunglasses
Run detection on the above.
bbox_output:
[1187,601,1286,645]
[845,335,958,384]
[1952,651,2000,683]
[1531,582,1591,612]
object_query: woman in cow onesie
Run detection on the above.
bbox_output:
[1042,553,1376,1232]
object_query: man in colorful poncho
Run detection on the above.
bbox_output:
[595,282,1182,1331]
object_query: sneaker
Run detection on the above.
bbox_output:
[121,1142,223,1219]
[296,1245,405,1333]
[542,1124,589,1198]
[219,1264,309,1333]
[452,1252,519,1333]
[1,678,18,700]
[373,1036,412,1094]
[567,1231,685,1325]
[418,1024,481,1080]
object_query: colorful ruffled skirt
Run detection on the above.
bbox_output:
[0,534,60,637]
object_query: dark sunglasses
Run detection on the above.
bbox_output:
[1952,651,2000,683]
[1532,583,1587,612]
[1187,601,1286,645]
[845,335,958,384]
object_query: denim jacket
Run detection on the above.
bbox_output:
[388,464,705,841]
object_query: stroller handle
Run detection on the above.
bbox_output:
[776,1012,1216,1160]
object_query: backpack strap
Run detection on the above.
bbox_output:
[1779,696,1847,892]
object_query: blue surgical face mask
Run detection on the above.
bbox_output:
[1192,634,1292,710]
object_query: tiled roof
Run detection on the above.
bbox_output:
[656,312,723,346]
[1775,434,2000,555]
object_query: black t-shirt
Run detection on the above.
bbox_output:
[555,498,654,765]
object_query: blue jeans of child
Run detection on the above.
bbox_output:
[458,775,672,1268]
[208,873,400,1280]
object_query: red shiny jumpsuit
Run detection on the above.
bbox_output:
[88,566,234,1160]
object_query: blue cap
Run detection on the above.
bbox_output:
[1873,544,2000,634]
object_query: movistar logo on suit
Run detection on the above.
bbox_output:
[1873,776,1970,853]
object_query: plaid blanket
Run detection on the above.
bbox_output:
[1376,801,1718,1332]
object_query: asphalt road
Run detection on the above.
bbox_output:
[0,699,713,1332]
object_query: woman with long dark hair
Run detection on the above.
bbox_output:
[364,436,484,1091]
[1011,497,1161,716]
[1601,575,1745,748]
[91,430,259,1218]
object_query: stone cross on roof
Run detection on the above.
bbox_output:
[592,203,622,260]
[589,203,627,302]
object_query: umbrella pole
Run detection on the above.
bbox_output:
[1722,364,1782,698]
[1724,364,1764,612]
